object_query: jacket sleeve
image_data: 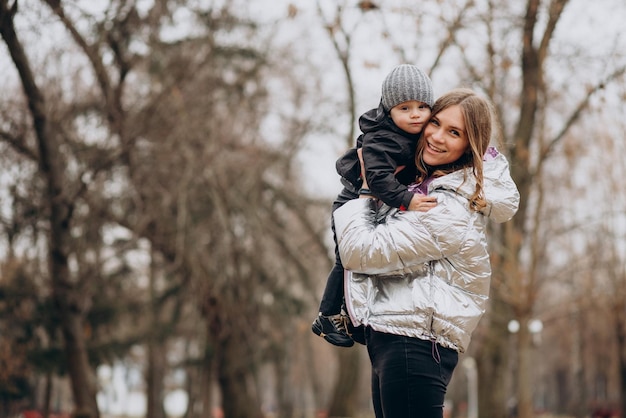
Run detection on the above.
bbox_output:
[362,134,414,209]
[333,194,472,274]
[335,148,361,187]
[481,151,520,223]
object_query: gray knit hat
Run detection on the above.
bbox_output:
[381,64,434,111]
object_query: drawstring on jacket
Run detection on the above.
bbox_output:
[430,337,441,364]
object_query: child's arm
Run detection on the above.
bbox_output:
[361,132,436,209]
[357,149,437,212]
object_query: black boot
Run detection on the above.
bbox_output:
[311,313,354,347]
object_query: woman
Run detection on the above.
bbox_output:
[333,88,520,418]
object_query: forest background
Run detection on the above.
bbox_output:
[1,0,626,418]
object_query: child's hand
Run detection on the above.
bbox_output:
[408,194,438,212]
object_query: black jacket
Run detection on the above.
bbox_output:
[336,103,419,209]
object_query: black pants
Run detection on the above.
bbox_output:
[318,186,358,315]
[366,328,459,418]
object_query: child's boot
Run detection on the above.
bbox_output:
[311,313,354,347]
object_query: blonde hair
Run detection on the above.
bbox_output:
[414,88,494,212]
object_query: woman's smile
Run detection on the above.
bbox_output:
[426,142,445,153]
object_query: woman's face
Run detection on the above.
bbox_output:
[422,104,470,167]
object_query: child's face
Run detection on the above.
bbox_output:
[390,100,432,135]
[422,104,470,167]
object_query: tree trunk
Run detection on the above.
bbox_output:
[615,298,626,418]
[201,346,215,418]
[515,317,533,418]
[146,339,166,418]
[216,333,262,418]
[476,294,511,418]
[273,347,295,418]
[146,250,166,418]
[43,372,52,418]
[327,348,361,418]
[59,314,100,418]
[0,4,100,416]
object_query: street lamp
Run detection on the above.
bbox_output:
[508,319,520,333]
[508,318,543,344]
[528,319,543,345]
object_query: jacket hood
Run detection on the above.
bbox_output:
[428,147,520,223]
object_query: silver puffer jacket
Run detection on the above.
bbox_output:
[334,149,520,353]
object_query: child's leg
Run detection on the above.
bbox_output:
[311,189,356,347]
[317,188,354,314]
[312,249,353,347]
[318,244,345,316]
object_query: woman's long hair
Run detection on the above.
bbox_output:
[414,88,496,212]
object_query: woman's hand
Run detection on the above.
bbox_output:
[408,194,438,212]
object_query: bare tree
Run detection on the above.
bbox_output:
[494,1,625,416]
[4,1,626,416]
[0,1,101,415]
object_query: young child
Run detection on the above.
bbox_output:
[312,64,436,347]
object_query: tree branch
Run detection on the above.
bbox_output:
[0,130,38,161]
[430,0,475,75]
[316,0,357,149]
[42,0,123,128]
[539,65,626,162]
[0,0,58,180]
[538,0,569,64]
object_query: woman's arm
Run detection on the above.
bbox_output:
[333,192,472,274]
